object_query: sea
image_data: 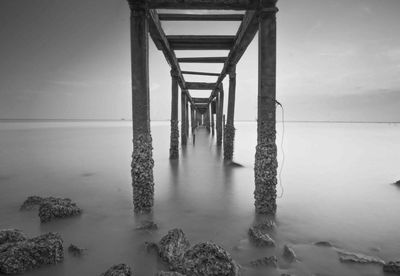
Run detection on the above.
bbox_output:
[0,120,399,275]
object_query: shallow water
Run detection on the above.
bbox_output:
[0,121,399,275]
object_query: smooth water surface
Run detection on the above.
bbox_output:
[0,121,399,275]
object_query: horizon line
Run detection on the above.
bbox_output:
[0,118,399,124]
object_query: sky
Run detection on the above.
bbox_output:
[0,0,399,122]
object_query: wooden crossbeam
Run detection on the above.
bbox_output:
[177,57,227,63]
[182,71,220,77]
[146,0,259,10]
[192,98,209,103]
[209,9,277,101]
[186,82,216,90]
[167,35,235,50]
[158,14,244,21]
[147,10,195,105]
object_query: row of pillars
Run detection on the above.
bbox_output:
[169,79,231,152]
[130,3,277,215]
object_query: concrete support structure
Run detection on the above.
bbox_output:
[211,102,215,135]
[205,105,211,131]
[181,91,187,145]
[129,1,154,213]
[169,71,180,159]
[254,6,278,214]
[216,85,224,146]
[186,98,190,138]
[190,105,195,135]
[128,0,279,215]
[224,66,236,160]
[197,111,202,126]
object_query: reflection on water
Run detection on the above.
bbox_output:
[0,121,399,275]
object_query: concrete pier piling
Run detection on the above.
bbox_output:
[224,67,236,161]
[254,5,278,214]
[169,70,179,159]
[129,0,154,212]
[216,85,224,146]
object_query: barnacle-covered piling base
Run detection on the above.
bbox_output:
[169,120,179,159]
[223,124,235,161]
[254,122,278,214]
[132,133,154,213]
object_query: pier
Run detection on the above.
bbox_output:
[128,0,279,214]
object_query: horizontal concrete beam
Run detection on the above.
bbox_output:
[158,14,244,21]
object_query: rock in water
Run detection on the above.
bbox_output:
[158,229,190,270]
[313,241,333,247]
[254,219,275,230]
[21,196,82,223]
[395,180,400,187]
[337,250,385,265]
[135,220,158,231]
[248,227,275,247]
[68,244,86,256]
[101,264,132,276]
[182,242,239,276]
[38,198,81,223]
[283,245,297,262]
[20,196,44,210]
[383,261,400,274]
[156,271,185,276]
[0,229,27,244]
[0,232,63,275]
[249,256,278,268]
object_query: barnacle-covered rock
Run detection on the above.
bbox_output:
[132,133,154,213]
[0,232,63,275]
[20,196,44,210]
[337,250,385,265]
[254,121,278,214]
[248,227,275,247]
[249,256,278,268]
[181,242,239,276]
[283,245,296,262]
[169,119,180,160]
[158,229,190,270]
[38,198,82,223]
[101,263,132,276]
[21,196,82,223]
[383,261,400,274]
[223,124,235,161]
[156,271,185,276]
[0,229,27,245]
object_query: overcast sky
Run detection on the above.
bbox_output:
[0,0,399,121]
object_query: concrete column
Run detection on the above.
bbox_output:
[224,66,236,161]
[205,105,210,131]
[129,1,154,213]
[254,6,278,214]
[216,85,224,146]
[211,101,215,136]
[185,97,189,138]
[181,92,187,146]
[169,70,179,159]
[190,105,195,135]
